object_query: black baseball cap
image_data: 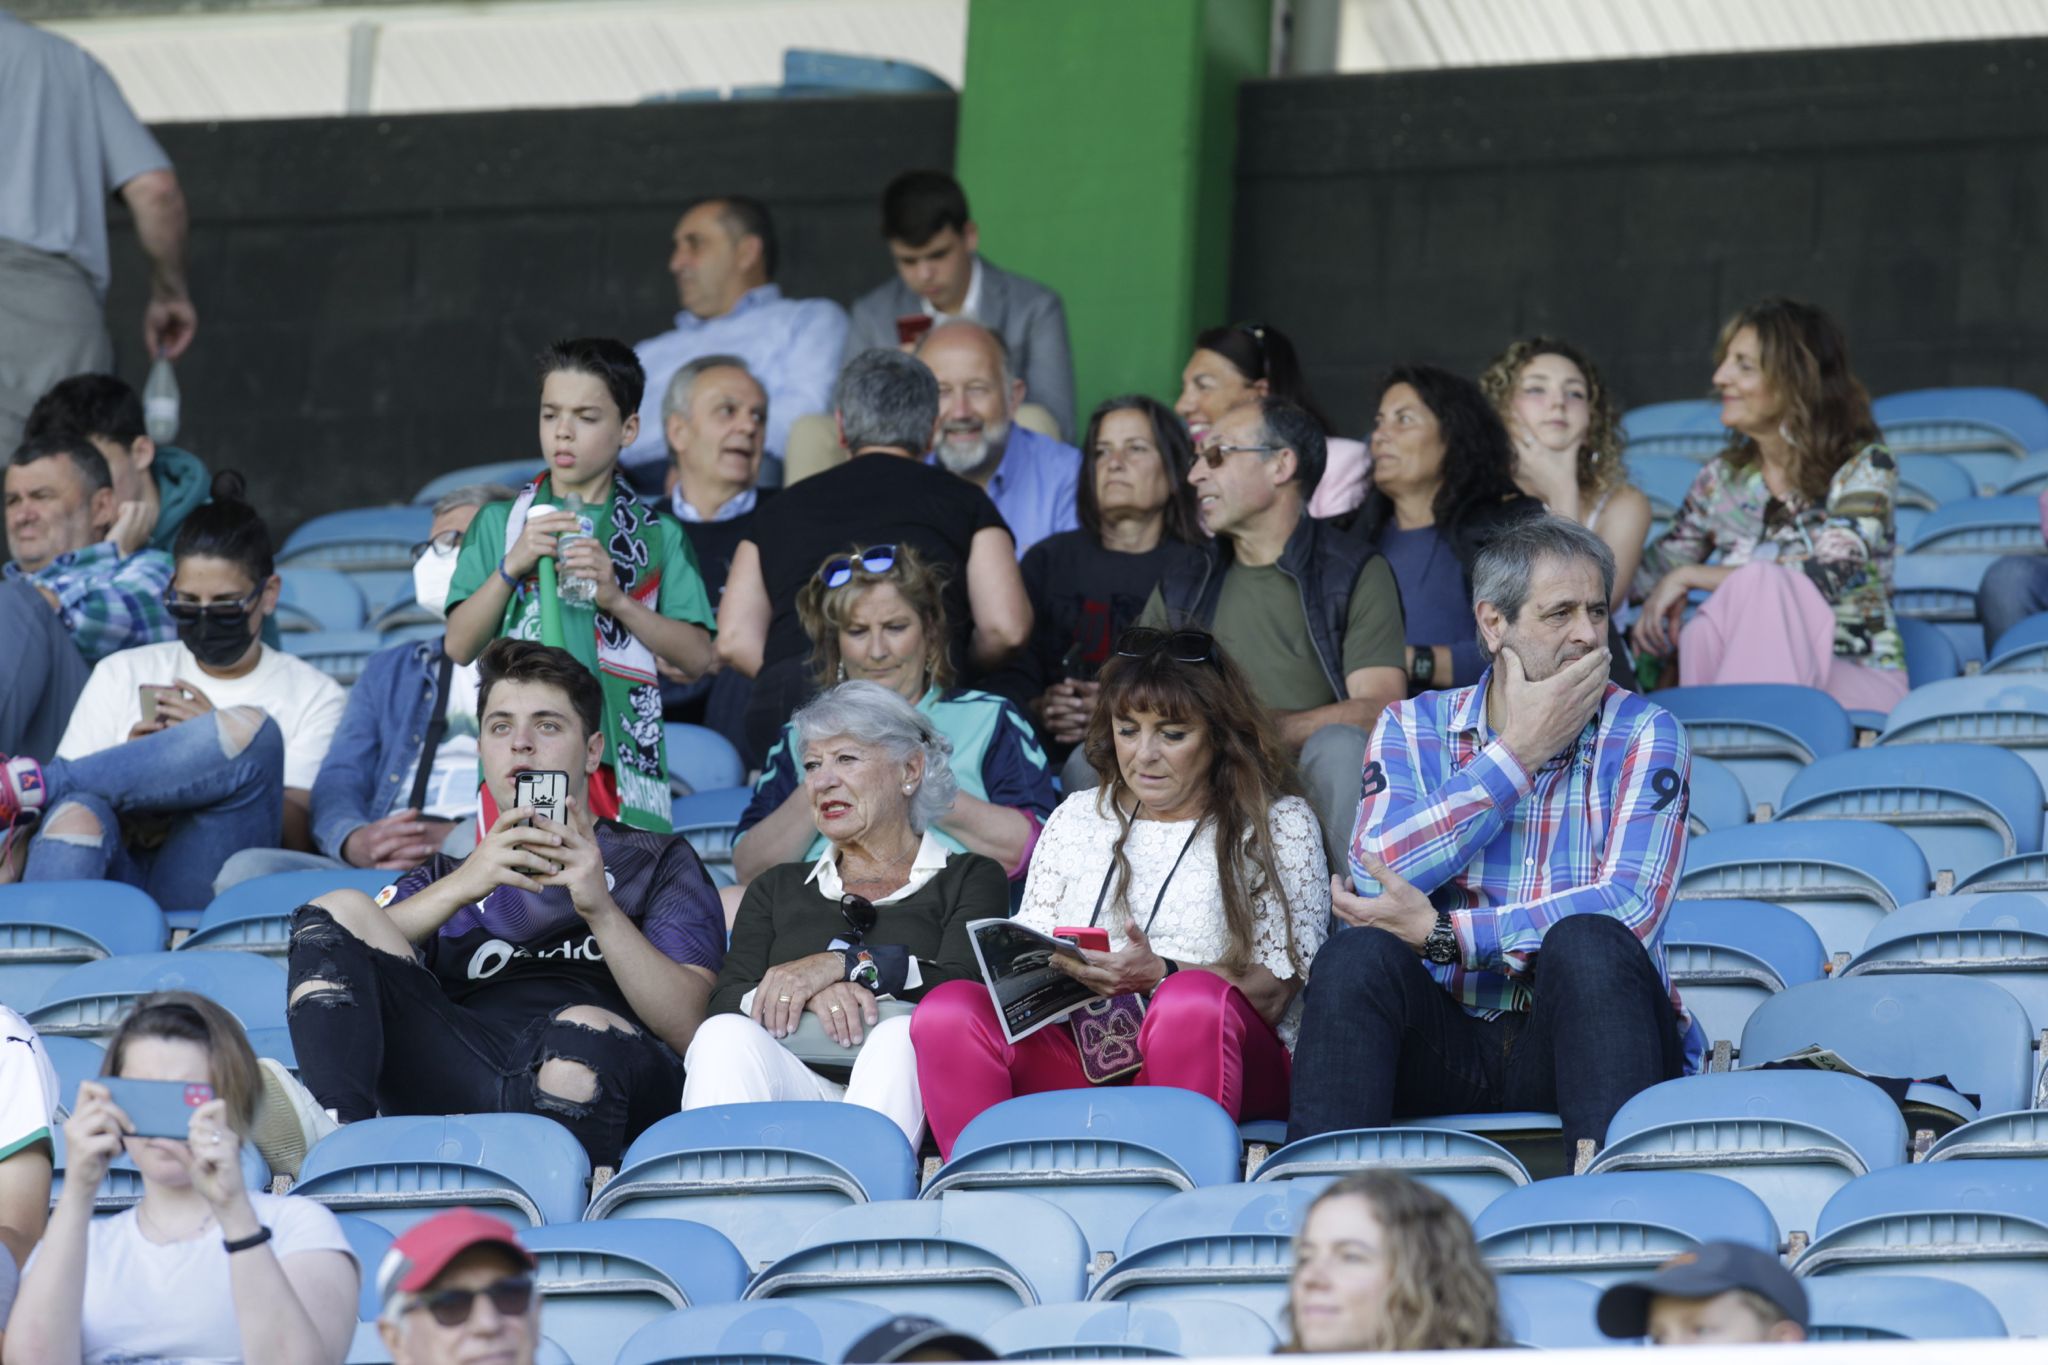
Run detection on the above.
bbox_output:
[844,1314,995,1363]
[1596,1241,1808,1339]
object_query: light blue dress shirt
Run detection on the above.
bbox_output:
[625,284,848,469]
[926,423,1082,558]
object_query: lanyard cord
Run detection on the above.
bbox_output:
[1088,817,1204,938]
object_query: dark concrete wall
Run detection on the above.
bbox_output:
[102,95,955,530]
[1231,38,2048,436]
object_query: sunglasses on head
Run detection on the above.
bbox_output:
[162,587,261,623]
[1115,627,1219,666]
[840,893,879,945]
[818,545,897,589]
[407,1275,535,1328]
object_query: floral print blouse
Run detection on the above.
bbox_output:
[1637,444,1903,671]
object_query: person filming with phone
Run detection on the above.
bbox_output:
[6,992,359,1365]
[277,639,726,1170]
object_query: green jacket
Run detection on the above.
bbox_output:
[150,445,210,552]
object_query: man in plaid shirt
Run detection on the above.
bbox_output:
[3,434,173,757]
[1288,516,1704,1163]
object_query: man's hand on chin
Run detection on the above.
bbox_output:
[1495,645,1608,772]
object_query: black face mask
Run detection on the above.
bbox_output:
[178,611,255,668]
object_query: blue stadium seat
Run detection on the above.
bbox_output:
[1903,494,2048,556]
[1391,1112,1567,1182]
[1925,1108,2048,1165]
[0,881,165,1012]
[337,1214,394,1319]
[279,506,435,573]
[1620,399,1724,461]
[1678,821,1930,960]
[42,1034,102,1115]
[1494,1274,1609,1349]
[26,950,285,1041]
[1775,743,2043,882]
[983,1301,1280,1360]
[51,1122,268,1212]
[1891,553,1998,664]
[1251,1127,1529,1223]
[1983,611,2048,674]
[1473,1172,1778,1286]
[587,1102,917,1271]
[366,574,437,637]
[1846,892,2048,1035]
[1874,387,2048,493]
[1623,453,1702,536]
[412,460,541,505]
[1998,451,2048,496]
[178,868,396,956]
[282,629,384,686]
[1647,684,1852,809]
[614,1299,898,1365]
[1686,755,1750,835]
[924,1090,1243,1263]
[1740,975,2036,1131]
[1664,900,1827,1053]
[1586,1072,1907,1242]
[665,722,745,795]
[1958,853,2048,893]
[745,1191,1089,1332]
[782,49,951,93]
[1804,1274,2008,1341]
[293,1113,592,1233]
[1898,616,1963,687]
[1895,453,1980,542]
[1087,1182,1320,1328]
[522,1220,748,1365]
[1880,674,2048,790]
[275,567,368,634]
[672,786,753,866]
[1796,1159,2048,1335]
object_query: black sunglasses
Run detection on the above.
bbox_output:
[840,893,879,945]
[818,545,897,589]
[162,587,261,623]
[408,1275,535,1328]
[1115,627,1219,666]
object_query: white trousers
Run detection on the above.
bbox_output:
[680,1013,925,1147]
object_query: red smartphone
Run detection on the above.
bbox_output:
[895,313,935,347]
[1053,926,1111,952]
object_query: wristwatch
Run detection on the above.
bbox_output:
[844,948,882,993]
[1408,648,1435,697]
[1421,910,1459,965]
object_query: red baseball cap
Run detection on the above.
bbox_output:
[376,1208,536,1315]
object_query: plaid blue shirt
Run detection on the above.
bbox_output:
[5,540,176,663]
[1351,669,1705,1072]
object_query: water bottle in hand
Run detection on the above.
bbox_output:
[556,493,599,606]
[143,355,180,444]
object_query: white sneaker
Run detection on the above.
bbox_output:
[251,1056,338,1178]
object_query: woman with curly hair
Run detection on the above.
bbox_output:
[1633,297,1903,711]
[1480,337,1651,612]
[1283,1171,1501,1353]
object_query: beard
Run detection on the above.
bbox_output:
[934,417,1009,474]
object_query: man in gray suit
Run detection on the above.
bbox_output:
[844,170,1077,440]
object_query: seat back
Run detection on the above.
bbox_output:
[1664,900,1827,1053]
[1875,387,2048,492]
[1647,684,1852,808]
[1775,744,2043,882]
[42,1034,101,1117]
[1739,975,2036,1124]
[1982,610,2048,675]
[924,1090,1243,1264]
[412,461,541,505]
[745,1191,1089,1333]
[1881,675,2048,790]
[282,629,384,686]
[1472,1171,1778,1286]
[1089,1182,1324,1330]
[1587,1072,1907,1242]
[1624,453,1703,540]
[275,567,368,634]
[1891,553,1997,664]
[588,1102,917,1271]
[0,882,165,1012]
[1804,1274,2008,1341]
[337,1215,395,1320]
[1898,616,1963,688]
[614,1299,898,1365]
[1903,494,2048,555]
[179,868,397,956]
[294,1113,592,1232]
[1251,1127,1529,1223]
[1896,452,1979,513]
[1620,399,1725,444]
[522,1220,748,1365]
[1846,892,2048,1035]
[983,1301,1279,1360]
[279,506,435,572]
[665,723,745,795]
[671,786,753,867]
[1679,822,1929,960]
[1686,755,1750,835]
[1494,1274,1609,1349]
[26,950,284,1041]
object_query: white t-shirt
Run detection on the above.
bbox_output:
[57,641,348,790]
[414,658,482,821]
[53,1191,353,1364]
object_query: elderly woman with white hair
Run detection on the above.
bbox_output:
[680,680,1009,1143]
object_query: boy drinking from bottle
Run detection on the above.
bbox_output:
[445,338,716,831]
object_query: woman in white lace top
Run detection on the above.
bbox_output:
[911,627,1331,1157]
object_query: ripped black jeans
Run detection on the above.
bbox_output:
[285,905,686,1165]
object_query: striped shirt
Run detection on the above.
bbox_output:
[5,539,174,663]
[1351,671,1705,1072]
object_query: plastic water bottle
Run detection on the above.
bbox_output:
[143,355,180,444]
[556,493,599,605]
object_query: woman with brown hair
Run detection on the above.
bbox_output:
[8,992,358,1365]
[729,542,1056,886]
[1632,297,1904,710]
[909,627,1331,1158]
[1480,336,1651,612]
[1283,1172,1501,1353]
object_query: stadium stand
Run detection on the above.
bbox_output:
[982,1301,1281,1360]
[1678,820,1930,960]
[1251,1126,1529,1222]
[1494,1274,1611,1349]
[0,880,166,1011]
[1473,1171,1778,1285]
[1803,1275,2009,1342]
[613,1299,900,1365]
[1086,1182,1318,1326]
[177,867,396,956]
[522,1220,750,1365]
[292,1112,593,1233]
[1774,743,2043,884]
[26,949,285,1041]
[1663,899,1827,1054]
[1648,683,1852,810]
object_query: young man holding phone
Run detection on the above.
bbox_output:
[281,639,726,1168]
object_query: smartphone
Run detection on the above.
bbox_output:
[513,769,570,826]
[1054,926,1111,953]
[138,684,182,724]
[102,1077,215,1139]
[895,313,935,347]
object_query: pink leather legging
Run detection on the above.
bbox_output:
[911,970,1292,1159]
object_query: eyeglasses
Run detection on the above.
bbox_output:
[818,545,897,589]
[1196,442,1281,469]
[162,587,262,623]
[407,1276,535,1328]
[1115,627,1219,665]
[840,893,878,945]
[410,529,464,562]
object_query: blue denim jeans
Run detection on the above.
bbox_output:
[24,708,285,911]
[1977,554,2048,654]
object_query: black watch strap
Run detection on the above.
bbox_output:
[224,1226,273,1254]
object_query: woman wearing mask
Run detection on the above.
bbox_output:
[0,473,346,904]
[1175,322,1369,519]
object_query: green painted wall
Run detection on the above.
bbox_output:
[956,0,1271,428]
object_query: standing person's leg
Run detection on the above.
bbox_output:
[1286,926,1503,1144]
[910,980,1093,1158]
[1298,723,1370,872]
[1503,913,1686,1163]
[1678,561,1837,689]
[0,578,91,762]
[1134,969,1293,1121]
[0,240,112,456]
[1977,555,2048,653]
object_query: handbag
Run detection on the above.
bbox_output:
[780,998,916,1071]
[1071,821,1201,1084]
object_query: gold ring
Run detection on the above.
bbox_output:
[777,994,792,1003]
[829,1004,843,1013]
